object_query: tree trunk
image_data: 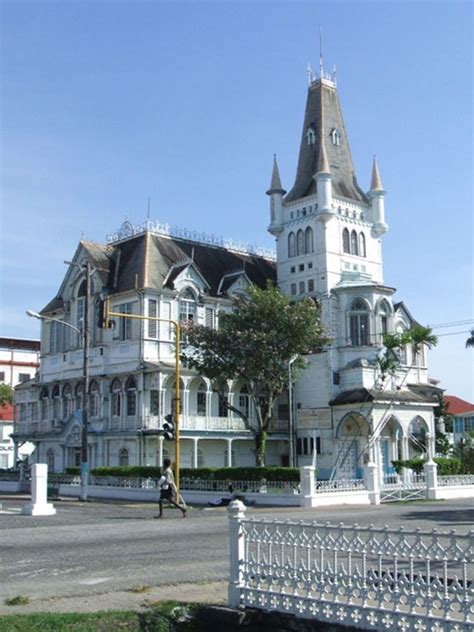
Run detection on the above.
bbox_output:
[255,430,267,467]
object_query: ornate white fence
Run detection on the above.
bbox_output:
[314,478,365,493]
[438,475,474,487]
[228,501,473,631]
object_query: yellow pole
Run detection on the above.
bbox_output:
[106,300,181,496]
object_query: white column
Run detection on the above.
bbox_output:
[21,463,56,516]
[299,465,316,507]
[227,499,246,608]
[193,438,199,469]
[227,439,233,467]
[424,433,439,500]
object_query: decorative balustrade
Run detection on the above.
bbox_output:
[314,478,366,493]
[180,478,299,495]
[383,471,426,489]
[438,474,474,487]
[229,505,473,631]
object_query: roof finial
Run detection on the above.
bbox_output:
[319,25,323,79]
[266,154,286,195]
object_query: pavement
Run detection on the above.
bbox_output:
[0,580,227,615]
[1,494,473,616]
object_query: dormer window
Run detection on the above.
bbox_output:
[306,127,316,145]
[179,287,197,325]
[331,128,340,146]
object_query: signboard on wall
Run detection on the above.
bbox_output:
[297,408,332,429]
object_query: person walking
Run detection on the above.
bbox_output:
[156,458,186,518]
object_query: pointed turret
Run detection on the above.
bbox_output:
[267,154,285,236]
[370,156,384,191]
[266,154,286,195]
[368,156,388,236]
[285,77,367,205]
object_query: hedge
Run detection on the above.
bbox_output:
[391,458,462,476]
[85,465,300,482]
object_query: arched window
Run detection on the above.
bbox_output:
[306,127,316,145]
[62,384,72,419]
[40,387,49,420]
[305,227,314,254]
[197,382,206,416]
[238,385,250,418]
[119,448,129,466]
[179,288,197,325]
[111,379,122,417]
[89,380,100,417]
[350,230,359,256]
[296,230,305,256]
[342,228,350,253]
[125,377,137,416]
[377,300,391,341]
[359,232,366,258]
[76,279,86,343]
[349,298,370,346]
[288,232,296,258]
[52,385,60,420]
[75,383,83,411]
[46,448,55,472]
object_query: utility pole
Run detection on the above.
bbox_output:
[80,260,91,501]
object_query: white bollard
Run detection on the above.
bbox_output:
[21,463,56,516]
[364,461,381,505]
[424,459,439,500]
[300,465,316,507]
[227,499,246,608]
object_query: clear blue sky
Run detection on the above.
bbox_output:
[1,0,473,400]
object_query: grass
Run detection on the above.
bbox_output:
[4,596,30,606]
[0,602,198,632]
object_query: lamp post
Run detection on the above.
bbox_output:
[288,355,298,467]
[27,295,90,502]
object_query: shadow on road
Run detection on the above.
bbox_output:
[401,507,474,528]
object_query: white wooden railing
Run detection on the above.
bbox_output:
[228,501,473,631]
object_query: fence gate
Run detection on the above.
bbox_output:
[380,473,426,503]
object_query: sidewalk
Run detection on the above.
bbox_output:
[0,580,228,615]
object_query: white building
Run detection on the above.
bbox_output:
[0,337,40,468]
[14,66,440,479]
[266,70,439,480]
[14,229,289,471]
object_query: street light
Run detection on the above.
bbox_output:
[27,300,91,502]
[288,354,298,468]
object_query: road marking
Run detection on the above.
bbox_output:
[78,577,112,585]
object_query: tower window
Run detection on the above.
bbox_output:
[308,279,314,292]
[342,228,350,253]
[308,262,313,269]
[299,264,304,272]
[305,227,314,254]
[306,127,316,145]
[359,232,366,257]
[349,298,370,346]
[288,232,296,258]
[296,230,305,256]
[331,128,341,146]
[290,266,295,274]
[350,230,359,256]
[299,281,305,294]
[290,283,297,296]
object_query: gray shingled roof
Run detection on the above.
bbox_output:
[285,80,368,204]
[329,387,432,406]
[42,232,276,311]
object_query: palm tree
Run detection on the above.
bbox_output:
[466,329,474,348]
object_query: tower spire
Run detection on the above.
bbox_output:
[370,155,384,191]
[319,25,323,79]
[266,154,286,195]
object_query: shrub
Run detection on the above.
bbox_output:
[65,467,80,475]
[392,458,461,475]
[89,465,300,481]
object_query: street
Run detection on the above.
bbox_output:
[1,495,473,607]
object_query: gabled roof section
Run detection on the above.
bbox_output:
[393,301,420,327]
[285,79,367,204]
[444,395,474,416]
[217,270,251,296]
[163,258,211,292]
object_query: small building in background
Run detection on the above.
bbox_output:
[0,337,40,468]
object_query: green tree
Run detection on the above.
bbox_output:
[466,329,474,349]
[0,383,13,407]
[181,284,329,466]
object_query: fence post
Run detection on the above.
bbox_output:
[228,499,246,608]
[300,466,316,507]
[21,463,56,516]
[424,457,439,500]
[364,461,380,505]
